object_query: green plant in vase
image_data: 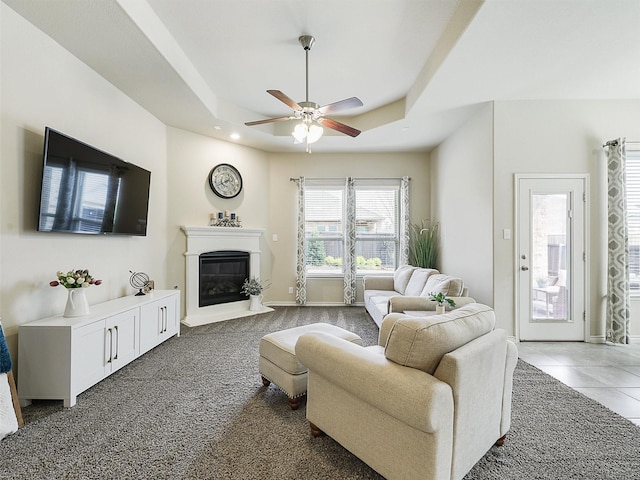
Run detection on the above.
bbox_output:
[428,292,456,314]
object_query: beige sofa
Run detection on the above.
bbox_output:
[363,265,472,327]
[296,303,518,480]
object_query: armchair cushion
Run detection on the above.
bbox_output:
[384,303,495,375]
[421,273,464,297]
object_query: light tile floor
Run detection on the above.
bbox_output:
[517,341,640,427]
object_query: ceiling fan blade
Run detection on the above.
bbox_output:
[244,116,291,126]
[317,117,361,137]
[318,97,363,115]
[267,90,302,111]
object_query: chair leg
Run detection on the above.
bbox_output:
[495,434,507,446]
[309,422,324,438]
[261,376,270,387]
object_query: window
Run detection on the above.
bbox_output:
[303,179,401,276]
[627,145,640,291]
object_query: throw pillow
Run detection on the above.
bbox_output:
[420,274,464,297]
[393,265,417,294]
[404,268,439,296]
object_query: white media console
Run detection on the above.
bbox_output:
[18,290,180,407]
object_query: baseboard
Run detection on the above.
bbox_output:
[264,301,365,307]
[589,335,640,344]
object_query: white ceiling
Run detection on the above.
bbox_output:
[4,0,640,153]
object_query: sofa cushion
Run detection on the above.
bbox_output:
[393,265,417,295]
[384,303,495,374]
[421,274,464,297]
[404,268,439,296]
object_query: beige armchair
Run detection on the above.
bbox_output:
[295,304,518,480]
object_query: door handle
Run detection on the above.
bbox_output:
[521,266,529,271]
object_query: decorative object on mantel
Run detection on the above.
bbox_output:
[210,211,242,227]
[129,270,152,296]
[428,292,456,314]
[241,276,271,311]
[208,163,243,198]
[50,269,102,317]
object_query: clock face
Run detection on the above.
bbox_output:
[208,164,242,199]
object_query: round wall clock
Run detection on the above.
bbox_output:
[208,163,243,199]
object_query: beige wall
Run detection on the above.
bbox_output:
[267,152,430,304]
[1,5,169,366]
[164,127,271,317]
[430,103,494,308]
[493,100,640,340]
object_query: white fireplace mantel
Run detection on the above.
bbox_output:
[180,225,272,327]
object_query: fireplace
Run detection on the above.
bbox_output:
[199,251,249,307]
[181,225,272,327]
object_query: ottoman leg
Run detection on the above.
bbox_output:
[288,395,303,410]
[261,376,271,387]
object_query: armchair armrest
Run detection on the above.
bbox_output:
[296,331,453,433]
[388,296,477,314]
[362,275,395,291]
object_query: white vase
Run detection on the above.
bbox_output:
[435,304,446,315]
[64,288,90,317]
[249,294,263,311]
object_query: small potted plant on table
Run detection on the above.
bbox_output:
[428,292,456,314]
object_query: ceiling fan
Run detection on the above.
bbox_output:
[244,35,363,150]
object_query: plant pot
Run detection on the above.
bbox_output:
[64,288,90,317]
[249,294,263,311]
[435,304,446,315]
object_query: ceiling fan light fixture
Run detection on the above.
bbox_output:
[291,121,324,144]
[307,124,323,144]
[292,123,308,143]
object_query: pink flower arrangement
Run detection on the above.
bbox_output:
[50,269,102,288]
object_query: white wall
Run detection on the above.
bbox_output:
[493,100,640,340]
[267,152,430,304]
[430,103,494,307]
[0,5,168,361]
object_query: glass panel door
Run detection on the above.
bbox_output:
[531,193,570,321]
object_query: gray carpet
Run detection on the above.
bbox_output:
[1,306,639,479]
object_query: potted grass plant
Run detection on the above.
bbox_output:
[408,219,439,269]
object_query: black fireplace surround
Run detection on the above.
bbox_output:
[199,250,249,307]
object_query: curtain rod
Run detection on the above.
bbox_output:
[290,177,411,182]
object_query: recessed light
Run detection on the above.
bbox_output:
[213,125,222,131]
[230,133,240,140]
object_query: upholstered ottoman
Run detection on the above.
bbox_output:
[259,323,362,409]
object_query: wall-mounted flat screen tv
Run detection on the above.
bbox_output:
[37,127,151,236]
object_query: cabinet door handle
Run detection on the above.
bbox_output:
[113,325,119,360]
[163,306,167,333]
[106,328,112,364]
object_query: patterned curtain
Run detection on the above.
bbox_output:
[295,177,307,305]
[399,176,410,266]
[343,177,356,304]
[606,138,630,344]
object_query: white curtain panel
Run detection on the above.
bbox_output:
[343,177,357,304]
[295,177,307,305]
[399,176,410,266]
[606,138,630,344]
